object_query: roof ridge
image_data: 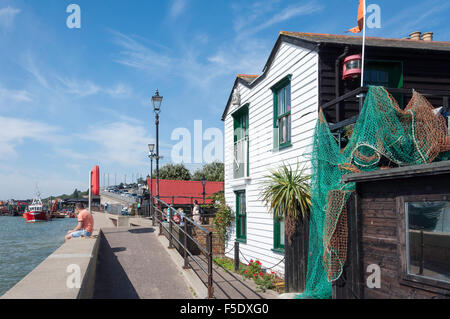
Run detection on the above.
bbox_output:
[280,31,450,45]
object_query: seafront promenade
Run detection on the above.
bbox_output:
[1,212,281,299]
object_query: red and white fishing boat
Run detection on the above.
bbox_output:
[23,191,50,223]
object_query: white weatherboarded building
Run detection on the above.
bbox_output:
[221,32,320,276]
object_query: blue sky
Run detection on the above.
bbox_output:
[1,0,450,199]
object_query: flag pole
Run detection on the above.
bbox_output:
[360,0,367,88]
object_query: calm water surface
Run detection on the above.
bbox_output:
[0,216,77,296]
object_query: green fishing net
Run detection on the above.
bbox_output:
[296,86,450,299]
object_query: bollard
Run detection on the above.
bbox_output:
[234,241,240,272]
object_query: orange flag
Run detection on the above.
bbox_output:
[349,0,365,33]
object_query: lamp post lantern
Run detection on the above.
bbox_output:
[201,175,206,205]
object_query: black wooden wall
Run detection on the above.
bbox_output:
[284,214,309,293]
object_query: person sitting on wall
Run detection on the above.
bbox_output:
[65,203,94,241]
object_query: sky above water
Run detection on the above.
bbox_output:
[1,0,450,199]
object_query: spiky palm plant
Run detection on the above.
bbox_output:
[260,162,311,244]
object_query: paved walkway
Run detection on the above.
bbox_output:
[93,226,193,299]
[92,214,281,299]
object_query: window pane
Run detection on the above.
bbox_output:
[406,201,450,283]
[278,115,290,145]
[237,192,246,240]
[286,84,291,112]
[278,87,285,116]
[279,219,285,247]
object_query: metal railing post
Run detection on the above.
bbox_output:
[234,241,240,272]
[158,203,162,236]
[183,218,190,269]
[169,205,174,249]
[207,231,214,299]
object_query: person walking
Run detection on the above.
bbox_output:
[192,200,201,224]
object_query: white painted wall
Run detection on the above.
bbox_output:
[223,41,319,276]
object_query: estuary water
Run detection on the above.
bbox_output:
[0,216,77,296]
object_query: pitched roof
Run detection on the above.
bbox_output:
[222,31,450,121]
[237,74,259,84]
[146,178,224,205]
[280,31,450,52]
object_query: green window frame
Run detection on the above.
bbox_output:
[232,104,249,179]
[271,75,292,150]
[235,190,246,243]
[273,215,285,253]
[364,60,404,106]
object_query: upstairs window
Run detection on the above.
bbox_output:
[232,104,249,179]
[271,75,292,150]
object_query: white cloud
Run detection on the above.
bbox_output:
[77,121,155,167]
[234,1,323,38]
[170,0,188,19]
[0,116,61,159]
[0,85,33,104]
[380,1,450,38]
[0,6,20,29]
[111,30,172,72]
[0,170,86,199]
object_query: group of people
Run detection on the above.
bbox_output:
[162,200,203,225]
[63,200,204,242]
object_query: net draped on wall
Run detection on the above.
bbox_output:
[297,86,450,299]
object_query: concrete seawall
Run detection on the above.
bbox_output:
[1,212,114,299]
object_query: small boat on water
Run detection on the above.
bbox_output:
[23,193,50,223]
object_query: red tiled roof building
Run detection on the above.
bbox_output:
[146,178,224,205]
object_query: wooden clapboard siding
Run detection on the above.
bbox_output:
[334,169,450,299]
[318,45,450,123]
[224,41,319,276]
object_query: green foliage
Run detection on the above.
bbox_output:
[260,162,311,220]
[213,257,245,273]
[192,161,224,182]
[72,188,80,199]
[155,163,192,180]
[213,257,278,292]
[207,191,233,244]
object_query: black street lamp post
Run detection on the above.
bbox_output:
[148,144,156,224]
[152,89,163,203]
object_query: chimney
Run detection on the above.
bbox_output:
[409,31,422,40]
[422,32,434,41]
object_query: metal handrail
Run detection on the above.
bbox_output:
[151,196,214,298]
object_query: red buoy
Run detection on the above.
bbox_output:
[91,165,100,196]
